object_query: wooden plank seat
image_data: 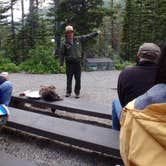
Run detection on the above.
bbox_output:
[11,96,112,120]
[7,107,120,159]
[0,151,37,166]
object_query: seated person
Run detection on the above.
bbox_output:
[120,42,166,166]
[112,43,161,130]
[126,42,166,110]
[0,72,13,106]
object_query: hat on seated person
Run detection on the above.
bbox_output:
[138,43,161,64]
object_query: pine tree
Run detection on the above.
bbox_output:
[56,0,104,35]
[122,0,135,60]
[14,0,49,63]
[0,1,10,49]
[157,0,166,43]
[121,0,166,61]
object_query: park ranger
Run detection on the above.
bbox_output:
[60,25,100,98]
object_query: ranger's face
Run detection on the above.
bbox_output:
[66,31,74,40]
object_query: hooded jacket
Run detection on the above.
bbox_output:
[126,83,166,110]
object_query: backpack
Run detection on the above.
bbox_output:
[39,85,62,101]
[120,103,166,166]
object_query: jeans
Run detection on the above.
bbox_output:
[112,98,122,131]
[0,81,13,106]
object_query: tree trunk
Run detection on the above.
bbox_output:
[21,0,25,60]
[21,0,25,26]
[11,0,16,59]
[54,0,61,57]
[111,0,114,49]
[29,0,34,47]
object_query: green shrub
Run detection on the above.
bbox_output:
[0,63,19,72]
[114,60,136,70]
[0,62,19,72]
[19,45,61,74]
[111,53,136,70]
[0,51,19,72]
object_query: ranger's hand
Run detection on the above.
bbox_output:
[98,30,103,36]
[97,30,101,34]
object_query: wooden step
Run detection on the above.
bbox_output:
[7,107,120,158]
[11,96,112,119]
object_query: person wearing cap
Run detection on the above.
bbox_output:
[60,25,100,98]
[112,43,161,130]
[126,42,166,110]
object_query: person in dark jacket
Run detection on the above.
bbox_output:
[126,41,166,110]
[112,43,161,130]
[0,72,13,106]
[60,25,100,98]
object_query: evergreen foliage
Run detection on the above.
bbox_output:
[56,0,105,35]
[47,0,106,59]
[19,44,60,74]
[0,0,166,73]
[122,0,166,61]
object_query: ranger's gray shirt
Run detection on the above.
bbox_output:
[134,84,166,109]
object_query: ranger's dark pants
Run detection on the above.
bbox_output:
[66,62,81,95]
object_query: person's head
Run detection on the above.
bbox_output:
[155,42,166,84]
[137,43,161,64]
[65,25,74,40]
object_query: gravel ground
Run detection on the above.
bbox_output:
[0,71,121,166]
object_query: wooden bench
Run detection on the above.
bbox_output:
[11,96,112,120]
[0,151,37,166]
[7,107,121,159]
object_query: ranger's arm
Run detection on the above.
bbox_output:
[76,31,99,42]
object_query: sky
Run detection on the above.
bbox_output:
[13,0,120,21]
[13,0,29,21]
[13,0,51,21]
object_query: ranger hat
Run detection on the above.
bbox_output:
[138,43,161,63]
[65,25,74,32]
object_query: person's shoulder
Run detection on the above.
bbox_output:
[61,38,67,48]
[149,84,166,92]
[118,66,140,83]
[123,66,137,71]
[119,66,137,76]
[139,84,166,100]
[61,37,66,44]
[134,83,166,109]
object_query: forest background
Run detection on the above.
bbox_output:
[0,0,165,73]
